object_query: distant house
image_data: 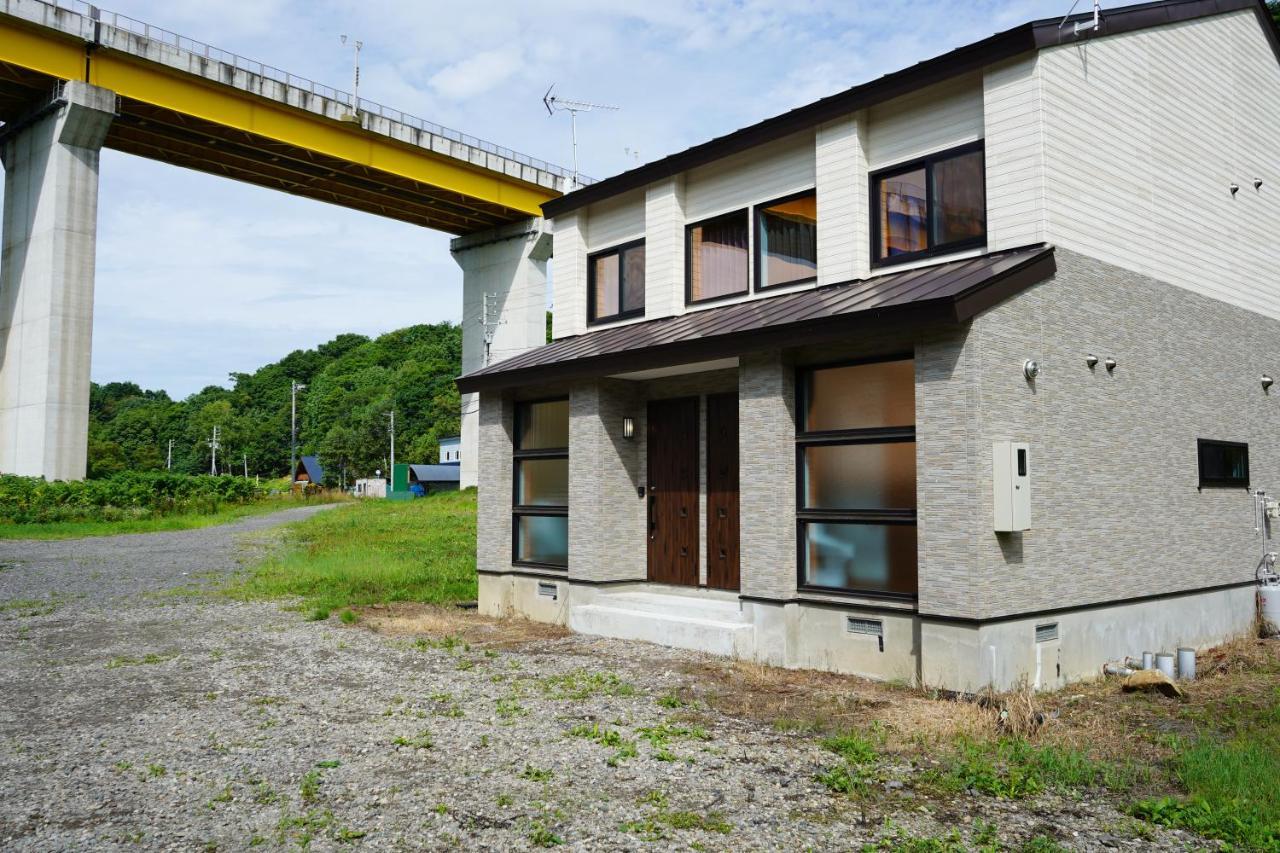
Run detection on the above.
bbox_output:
[293,455,324,486]
[354,477,387,498]
[407,464,461,495]
[438,436,461,465]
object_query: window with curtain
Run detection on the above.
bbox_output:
[513,398,569,568]
[687,209,749,303]
[588,240,645,323]
[796,358,917,597]
[756,190,817,290]
[873,142,985,265]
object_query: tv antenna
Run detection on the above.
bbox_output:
[543,85,619,189]
[1058,0,1101,37]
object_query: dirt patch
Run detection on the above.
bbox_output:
[350,601,571,649]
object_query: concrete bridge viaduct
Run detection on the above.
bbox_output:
[0,0,571,485]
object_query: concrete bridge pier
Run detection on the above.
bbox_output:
[0,81,115,481]
[451,219,552,488]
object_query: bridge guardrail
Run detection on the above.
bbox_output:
[2,0,592,188]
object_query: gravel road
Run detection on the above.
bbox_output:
[0,509,1194,851]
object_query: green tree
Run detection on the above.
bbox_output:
[1271,1,1279,27]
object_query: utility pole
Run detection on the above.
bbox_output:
[166,438,173,471]
[243,452,249,479]
[207,426,220,475]
[385,409,396,483]
[290,381,306,485]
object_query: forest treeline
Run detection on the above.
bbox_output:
[88,323,462,483]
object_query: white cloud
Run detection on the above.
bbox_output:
[428,48,526,100]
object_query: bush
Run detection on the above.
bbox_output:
[0,472,266,523]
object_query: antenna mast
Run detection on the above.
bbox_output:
[543,85,619,189]
[340,34,364,121]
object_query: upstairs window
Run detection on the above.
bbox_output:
[872,142,985,266]
[588,240,645,324]
[513,399,569,569]
[756,190,817,291]
[687,209,749,303]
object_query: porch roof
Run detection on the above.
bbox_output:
[456,244,1055,393]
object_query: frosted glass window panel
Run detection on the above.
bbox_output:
[517,459,569,506]
[931,150,985,246]
[518,399,569,449]
[803,442,916,510]
[689,211,749,301]
[805,359,915,432]
[517,515,568,566]
[592,254,620,319]
[879,168,927,258]
[802,522,917,594]
[622,245,645,312]
[759,193,817,288]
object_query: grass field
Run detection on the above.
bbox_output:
[227,489,477,618]
[0,497,333,541]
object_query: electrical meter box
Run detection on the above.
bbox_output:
[993,441,1031,532]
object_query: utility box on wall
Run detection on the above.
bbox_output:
[993,441,1031,532]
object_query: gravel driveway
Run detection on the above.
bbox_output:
[0,509,1193,851]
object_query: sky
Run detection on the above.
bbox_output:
[4,0,1071,398]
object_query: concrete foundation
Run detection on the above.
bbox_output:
[0,81,114,481]
[479,573,1257,691]
[450,219,552,488]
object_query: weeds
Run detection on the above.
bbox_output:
[539,669,635,700]
[520,764,553,782]
[392,729,433,750]
[107,652,177,669]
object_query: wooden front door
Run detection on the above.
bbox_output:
[647,397,699,586]
[706,393,740,590]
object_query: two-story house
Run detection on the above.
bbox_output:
[457,0,1280,691]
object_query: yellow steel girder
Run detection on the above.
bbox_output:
[0,17,557,218]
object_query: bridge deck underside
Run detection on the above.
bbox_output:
[0,60,538,234]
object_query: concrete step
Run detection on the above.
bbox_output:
[569,592,754,658]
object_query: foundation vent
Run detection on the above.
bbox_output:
[846,617,883,636]
[536,582,559,600]
[1035,622,1059,643]
[847,617,885,652]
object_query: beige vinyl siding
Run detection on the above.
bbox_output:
[815,114,869,284]
[644,177,687,321]
[550,211,587,340]
[1039,9,1280,319]
[867,74,984,170]
[983,54,1047,252]
[585,190,645,252]
[684,131,815,222]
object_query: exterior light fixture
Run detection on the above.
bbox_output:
[1023,360,1040,380]
[1255,179,1264,191]
[1230,183,1240,196]
[1104,357,1117,372]
[1086,354,1099,369]
[1264,375,1274,391]
[623,417,635,439]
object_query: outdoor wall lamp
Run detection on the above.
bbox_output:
[1023,360,1040,381]
[1263,375,1274,391]
[1230,182,1240,196]
[1256,179,1265,191]
[1086,354,1099,369]
[623,417,635,440]
[1104,357,1117,372]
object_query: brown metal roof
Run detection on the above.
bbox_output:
[457,245,1056,393]
[542,0,1279,220]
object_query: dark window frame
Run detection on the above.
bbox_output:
[685,208,751,307]
[869,140,987,269]
[794,354,918,601]
[754,188,818,293]
[1197,438,1250,489]
[512,397,569,570]
[587,238,646,326]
